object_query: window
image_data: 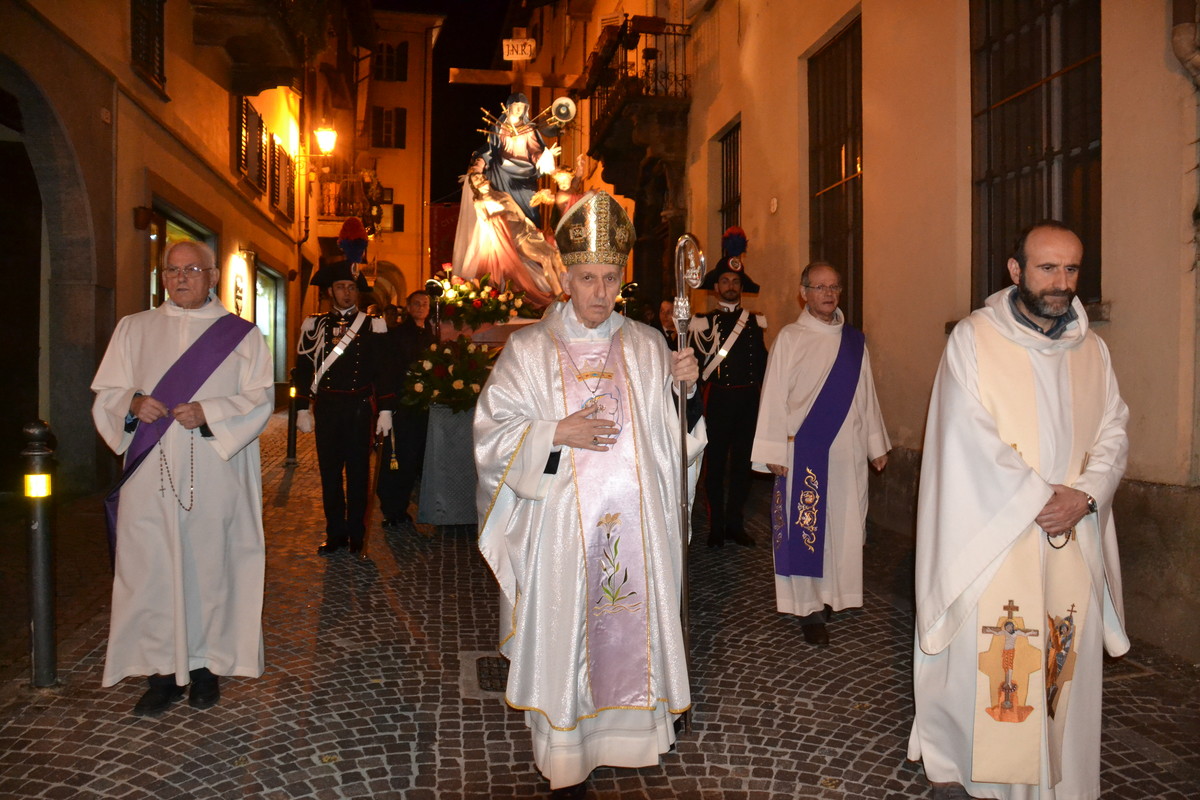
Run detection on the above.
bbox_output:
[270,140,295,219]
[238,98,268,193]
[380,203,404,233]
[808,19,863,328]
[131,0,166,94]
[373,42,409,82]
[256,267,287,382]
[718,123,740,231]
[971,0,1101,305]
[371,107,407,149]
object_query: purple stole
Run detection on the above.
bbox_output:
[772,325,864,578]
[557,332,652,711]
[104,312,256,552]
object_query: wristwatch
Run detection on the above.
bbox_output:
[1085,494,1098,515]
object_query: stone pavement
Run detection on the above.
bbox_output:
[0,413,1196,799]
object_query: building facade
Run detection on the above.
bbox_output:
[519,0,1200,661]
[0,0,439,492]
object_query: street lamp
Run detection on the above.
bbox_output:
[314,122,337,156]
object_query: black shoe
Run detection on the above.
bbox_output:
[549,781,587,800]
[317,539,347,555]
[188,668,220,710]
[802,622,830,646]
[348,539,368,559]
[727,525,755,547]
[132,683,185,717]
[932,784,976,800]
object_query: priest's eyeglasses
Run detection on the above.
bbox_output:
[163,264,214,277]
[803,283,842,294]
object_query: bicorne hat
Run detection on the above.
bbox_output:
[698,256,760,293]
[554,190,634,268]
[311,260,370,291]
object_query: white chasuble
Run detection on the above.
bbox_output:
[474,302,706,789]
[909,289,1129,800]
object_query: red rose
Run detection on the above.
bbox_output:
[473,299,483,308]
[433,365,449,378]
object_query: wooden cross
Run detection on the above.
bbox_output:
[1003,599,1020,618]
[449,28,583,95]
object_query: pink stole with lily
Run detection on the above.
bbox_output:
[558,333,652,711]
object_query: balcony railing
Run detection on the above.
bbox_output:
[584,16,691,147]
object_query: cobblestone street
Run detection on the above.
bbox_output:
[0,413,1196,799]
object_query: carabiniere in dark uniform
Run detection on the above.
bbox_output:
[693,244,768,549]
[293,263,395,555]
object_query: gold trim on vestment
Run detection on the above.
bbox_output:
[504,696,693,732]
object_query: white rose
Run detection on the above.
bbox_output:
[469,291,477,299]
[422,360,433,370]
[509,308,518,317]
[448,365,454,375]
[467,344,476,353]
[470,383,480,392]
[480,345,489,352]
[431,389,440,398]
[444,348,452,355]
[514,298,523,308]
[445,289,458,301]
[452,379,464,390]
[429,343,438,351]
[413,383,424,393]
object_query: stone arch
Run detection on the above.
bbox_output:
[0,49,114,491]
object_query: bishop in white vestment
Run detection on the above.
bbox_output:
[908,222,1129,800]
[474,191,705,794]
[751,263,889,644]
[92,241,273,716]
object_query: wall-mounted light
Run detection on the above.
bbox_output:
[314,122,337,155]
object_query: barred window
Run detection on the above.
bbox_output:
[238,98,268,193]
[808,19,863,328]
[718,123,740,231]
[371,107,407,149]
[131,0,166,93]
[373,42,409,82]
[971,0,1101,304]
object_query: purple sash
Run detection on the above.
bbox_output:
[104,312,256,553]
[774,325,864,578]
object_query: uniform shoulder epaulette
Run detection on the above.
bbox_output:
[300,314,319,333]
[750,311,767,329]
[370,317,388,334]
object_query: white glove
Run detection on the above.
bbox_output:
[296,409,314,434]
[375,410,393,437]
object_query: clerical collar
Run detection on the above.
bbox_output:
[1006,287,1076,340]
[717,301,740,312]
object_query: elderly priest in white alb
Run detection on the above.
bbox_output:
[908,221,1129,800]
[92,240,273,718]
[474,190,705,799]
[751,262,889,646]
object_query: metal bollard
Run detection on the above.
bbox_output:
[22,420,56,688]
[286,369,299,466]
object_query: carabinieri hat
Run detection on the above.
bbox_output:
[554,190,634,267]
[311,259,370,291]
[698,226,760,293]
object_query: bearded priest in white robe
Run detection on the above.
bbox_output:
[750,262,889,646]
[92,240,273,717]
[474,191,706,797]
[908,222,1129,800]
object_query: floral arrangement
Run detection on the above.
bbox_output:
[401,335,499,413]
[432,269,540,330]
